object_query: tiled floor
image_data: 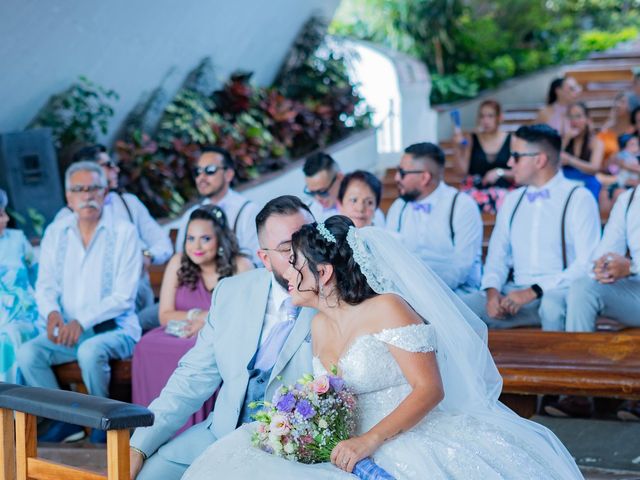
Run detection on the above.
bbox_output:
[35,416,640,479]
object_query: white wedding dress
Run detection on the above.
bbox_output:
[183,226,582,480]
[184,323,578,479]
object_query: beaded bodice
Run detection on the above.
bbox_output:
[313,324,436,433]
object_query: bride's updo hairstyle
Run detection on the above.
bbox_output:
[291,215,376,305]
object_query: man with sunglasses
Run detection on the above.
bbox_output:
[386,142,483,293]
[54,144,173,315]
[302,152,385,225]
[18,161,142,443]
[175,146,259,264]
[461,124,600,331]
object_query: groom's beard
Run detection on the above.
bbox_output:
[272,270,289,291]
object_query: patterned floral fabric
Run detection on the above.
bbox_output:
[460,175,514,214]
[0,229,39,382]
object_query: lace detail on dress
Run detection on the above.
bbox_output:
[346,227,394,293]
[373,324,436,353]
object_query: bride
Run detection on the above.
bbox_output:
[184,215,582,479]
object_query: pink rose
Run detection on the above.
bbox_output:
[269,414,291,436]
[311,375,330,394]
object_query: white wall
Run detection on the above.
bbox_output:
[0,0,340,137]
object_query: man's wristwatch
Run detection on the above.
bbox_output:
[142,249,153,262]
[531,284,543,299]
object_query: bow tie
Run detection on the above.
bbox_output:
[526,189,550,203]
[412,203,431,214]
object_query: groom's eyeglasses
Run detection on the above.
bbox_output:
[396,167,427,179]
[260,242,292,256]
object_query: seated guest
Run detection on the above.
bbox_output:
[386,142,482,293]
[175,146,259,263]
[303,152,385,226]
[132,206,252,432]
[142,146,260,331]
[17,161,142,443]
[462,124,601,330]
[536,76,582,135]
[453,99,514,213]
[627,72,640,112]
[336,170,383,227]
[632,105,640,137]
[560,102,605,200]
[55,144,173,314]
[597,92,634,164]
[557,186,640,420]
[604,134,640,206]
[0,189,39,383]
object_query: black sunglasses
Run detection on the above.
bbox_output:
[98,159,118,169]
[396,167,427,179]
[193,164,226,177]
[304,174,338,198]
[509,151,540,163]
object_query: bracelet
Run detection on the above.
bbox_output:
[187,308,202,321]
[130,446,147,460]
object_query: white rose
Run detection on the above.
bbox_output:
[318,419,328,429]
[284,442,296,454]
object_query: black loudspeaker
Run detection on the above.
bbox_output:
[0,128,64,239]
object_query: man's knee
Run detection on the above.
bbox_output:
[16,335,46,370]
[137,450,188,480]
[76,339,107,370]
[539,289,568,331]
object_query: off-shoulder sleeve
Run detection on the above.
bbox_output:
[373,324,436,353]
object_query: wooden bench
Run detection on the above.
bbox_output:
[54,360,132,403]
[489,329,640,417]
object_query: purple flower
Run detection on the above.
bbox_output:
[296,399,315,420]
[276,392,296,413]
[328,376,344,392]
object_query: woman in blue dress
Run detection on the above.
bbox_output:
[0,189,39,383]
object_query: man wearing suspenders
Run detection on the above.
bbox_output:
[462,125,601,330]
[386,142,483,293]
[566,186,640,331]
[174,146,260,265]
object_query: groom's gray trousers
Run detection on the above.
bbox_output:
[137,421,216,480]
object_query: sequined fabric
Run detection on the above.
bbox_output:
[183,325,570,480]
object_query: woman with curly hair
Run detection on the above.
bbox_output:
[133,206,253,433]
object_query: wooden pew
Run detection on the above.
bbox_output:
[489,329,640,417]
[0,384,153,480]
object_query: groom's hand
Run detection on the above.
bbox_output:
[129,448,144,479]
[485,288,506,319]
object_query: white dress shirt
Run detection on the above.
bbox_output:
[175,189,260,263]
[386,183,483,290]
[259,274,292,347]
[307,200,386,227]
[36,208,142,341]
[592,187,640,273]
[482,172,601,292]
[55,191,173,265]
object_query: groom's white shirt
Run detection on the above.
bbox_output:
[130,268,314,463]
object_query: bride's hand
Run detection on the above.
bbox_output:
[330,433,381,473]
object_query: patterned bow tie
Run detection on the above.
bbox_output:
[526,189,550,203]
[412,203,431,214]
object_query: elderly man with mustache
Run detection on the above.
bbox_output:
[17,161,142,444]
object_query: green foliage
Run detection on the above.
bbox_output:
[28,76,119,150]
[8,207,46,239]
[332,0,640,104]
[116,18,371,217]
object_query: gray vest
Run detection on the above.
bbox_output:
[238,366,273,426]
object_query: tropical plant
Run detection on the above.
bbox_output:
[28,75,119,151]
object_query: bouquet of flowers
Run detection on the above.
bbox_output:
[250,372,395,479]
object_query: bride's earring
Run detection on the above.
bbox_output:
[319,284,325,300]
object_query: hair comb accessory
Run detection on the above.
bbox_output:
[316,222,337,244]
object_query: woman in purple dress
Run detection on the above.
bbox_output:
[132,206,253,432]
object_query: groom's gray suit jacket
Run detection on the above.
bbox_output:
[130,268,314,463]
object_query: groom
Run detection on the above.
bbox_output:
[129,195,315,479]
